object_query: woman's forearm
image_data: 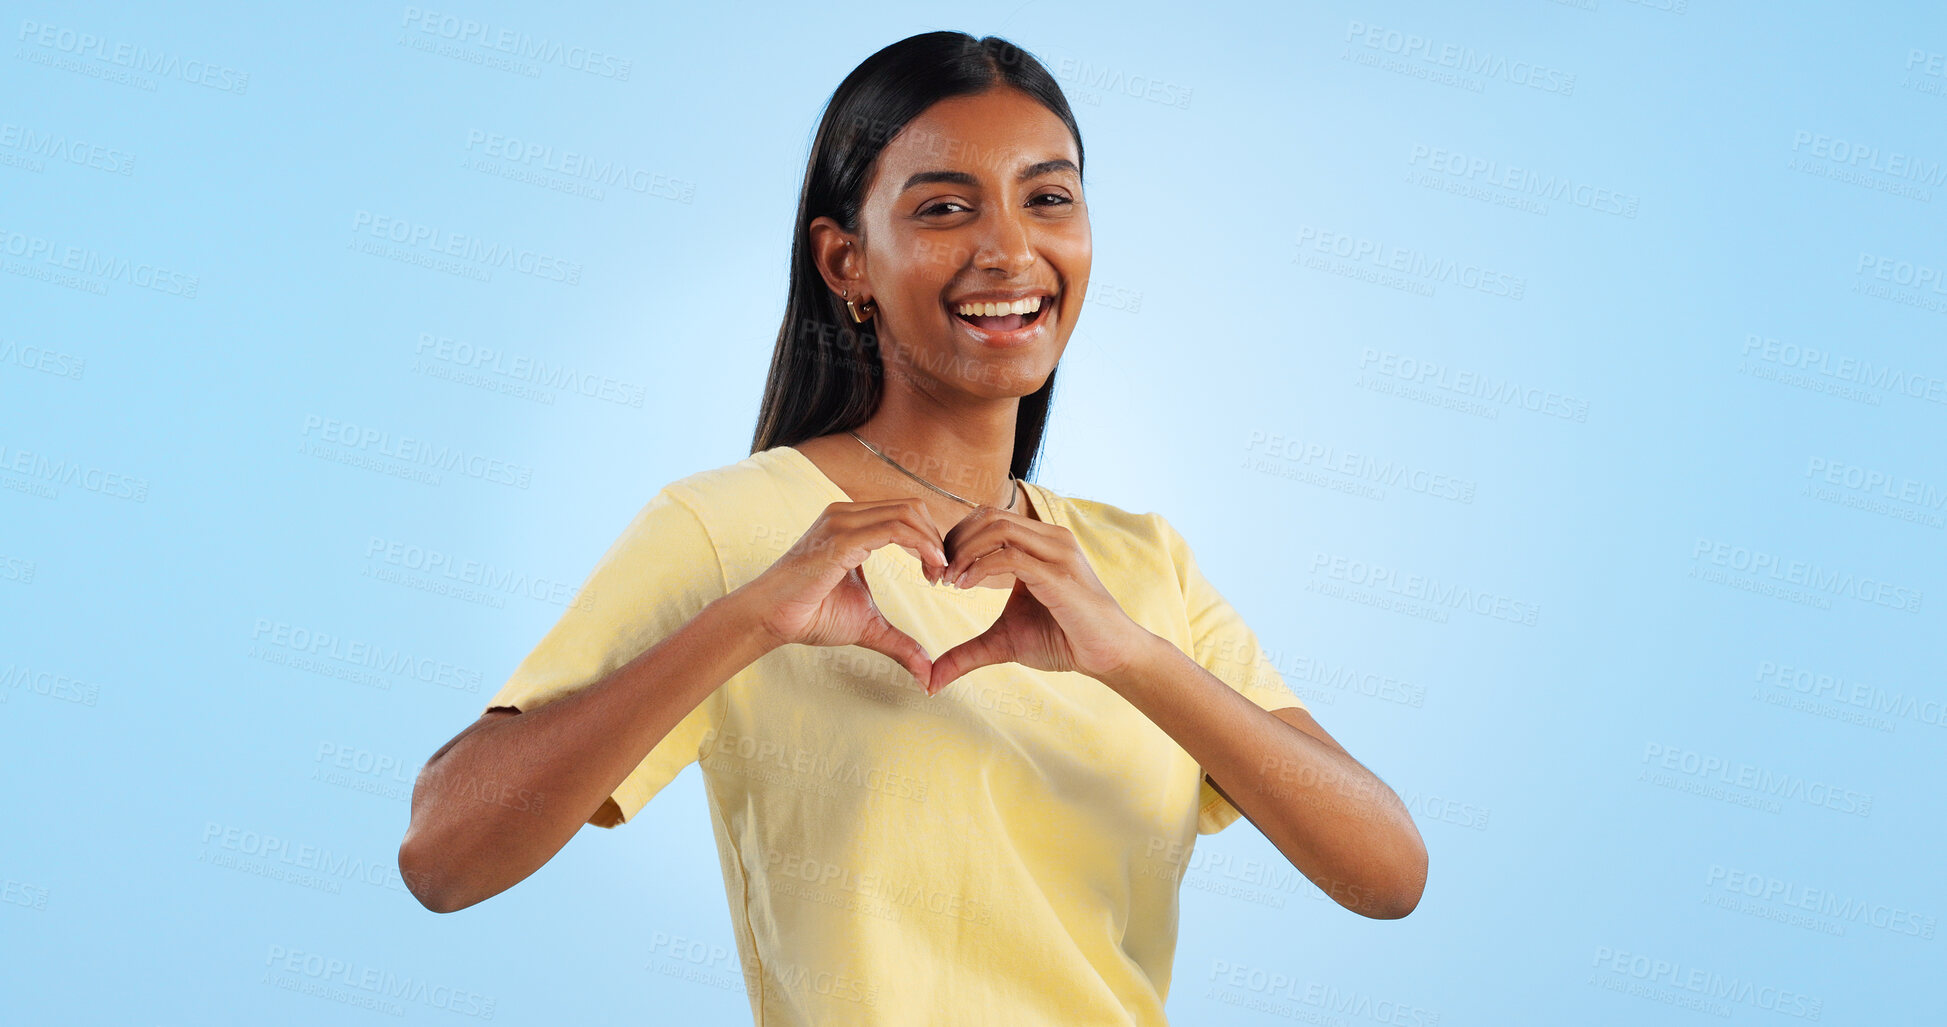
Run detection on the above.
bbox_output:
[399,589,779,913]
[1102,632,1428,919]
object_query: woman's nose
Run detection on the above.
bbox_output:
[972,204,1034,275]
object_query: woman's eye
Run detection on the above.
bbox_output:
[1032,193,1073,207]
[921,201,970,216]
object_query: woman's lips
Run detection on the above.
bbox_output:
[947,295,1055,346]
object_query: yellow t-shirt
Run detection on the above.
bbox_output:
[483,444,1307,1025]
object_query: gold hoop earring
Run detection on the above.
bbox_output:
[842,288,876,324]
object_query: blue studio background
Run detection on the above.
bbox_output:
[4,1,1942,1023]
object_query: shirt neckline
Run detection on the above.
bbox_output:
[771,443,1063,531]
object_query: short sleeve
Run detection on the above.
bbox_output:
[1154,514,1308,835]
[482,485,729,828]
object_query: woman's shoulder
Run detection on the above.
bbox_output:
[1037,479,1169,527]
[653,447,810,515]
[1034,484,1187,567]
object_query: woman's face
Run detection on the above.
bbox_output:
[815,86,1090,399]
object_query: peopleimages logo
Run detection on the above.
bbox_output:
[1640,742,1873,817]
[348,210,583,285]
[1803,458,1939,500]
[1790,131,1947,188]
[1343,20,1576,95]
[399,6,632,79]
[251,619,483,692]
[1243,431,1477,503]
[0,226,199,297]
[1705,865,1937,939]
[16,19,250,93]
[1051,56,1193,109]
[363,536,594,610]
[1756,659,1947,731]
[263,944,497,1019]
[1689,538,1923,613]
[1407,143,1639,217]
[1740,333,1947,406]
[462,130,693,202]
[1308,552,1540,626]
[1295,225,1526,299]
[0,122,136,175]
[413,332,648,408]
[1589,946,1822,1020]
[1357,348,1589,421]
[301,414,533,488]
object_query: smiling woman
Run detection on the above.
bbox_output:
[398,29,1425,1027]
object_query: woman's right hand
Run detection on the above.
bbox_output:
[732,498,951,689]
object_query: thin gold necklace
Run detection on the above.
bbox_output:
[848,430,1019,512]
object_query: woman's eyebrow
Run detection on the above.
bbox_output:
[900,158,1080,192]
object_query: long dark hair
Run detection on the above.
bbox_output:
[748,31,1084,484]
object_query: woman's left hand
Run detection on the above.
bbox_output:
[926,505,1155,695]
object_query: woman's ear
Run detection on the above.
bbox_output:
[808,216,867,301]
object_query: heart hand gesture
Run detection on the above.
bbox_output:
[736,498,952,690]
[928,505,1153,695]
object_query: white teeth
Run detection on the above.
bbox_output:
[954,296,1045,317]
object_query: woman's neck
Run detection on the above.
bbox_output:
[791,416,1032,523]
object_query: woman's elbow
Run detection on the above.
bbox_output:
[398,826,477,914]
[1366,840,1428,919]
